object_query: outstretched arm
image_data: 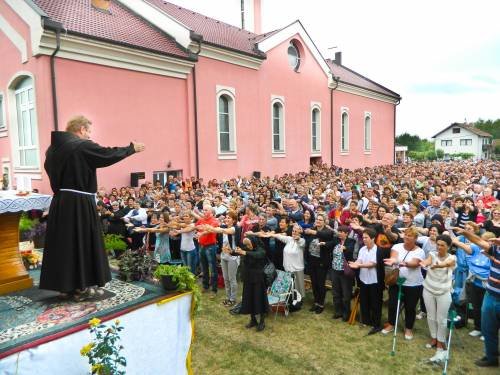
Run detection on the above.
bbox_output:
[82,140,144,169]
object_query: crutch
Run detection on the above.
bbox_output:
[390,277,406,356]
[348,288,360,325]
[442,309,457,375]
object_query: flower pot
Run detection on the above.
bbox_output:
[161,275,177,291]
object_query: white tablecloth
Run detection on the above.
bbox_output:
[0,190,52,214]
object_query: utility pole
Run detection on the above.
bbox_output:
[241,0,245,29]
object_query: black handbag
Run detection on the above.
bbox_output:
[263,259,277,287]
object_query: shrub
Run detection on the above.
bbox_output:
[103,234,127,253]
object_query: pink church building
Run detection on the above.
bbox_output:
[0,0,400,193]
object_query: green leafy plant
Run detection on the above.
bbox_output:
[80,318,126,375]
[450,152,475,160]
[19,212,35,232]
[103,234,127,253]
[154,264,201,312]
[118,249,156,282]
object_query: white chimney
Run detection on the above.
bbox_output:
[242,0,262,34]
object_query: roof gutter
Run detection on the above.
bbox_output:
[393,98,401,164]
[329,75,340,167]
[190,32,202,179]
[43,19,64,131]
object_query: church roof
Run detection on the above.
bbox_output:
[326,59,401,99]
[145,0,266,58]
[33,0,192,59]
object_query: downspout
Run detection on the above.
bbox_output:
[329,74,339,167]
[43,19,64,131]
[190,33,203,179]
[393,98,401,164]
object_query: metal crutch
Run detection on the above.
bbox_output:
[442,309,457,375]
[391,277,406,356]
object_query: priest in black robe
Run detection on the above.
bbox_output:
[40,115,145,297]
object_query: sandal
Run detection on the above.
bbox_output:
[73,288,89,302]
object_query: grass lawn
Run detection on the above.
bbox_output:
[191,286,496,375]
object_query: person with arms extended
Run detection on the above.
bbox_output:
[40,115,144,300]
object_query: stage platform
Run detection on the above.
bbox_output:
[0,272,194,374]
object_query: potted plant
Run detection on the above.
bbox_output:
[19,212,36,241]
[103,234,127,256]
[118,249,156,282]
[153,265,201,311]
[19,212,47,249]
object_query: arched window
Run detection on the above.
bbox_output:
[341,110,349,152]
[364,114,372,151]
[311,107,321,152]
[287,42,300,71]
[12,76,39,168]
[0,92,5,131]
[216,90,236,155]
[272,100,285,153]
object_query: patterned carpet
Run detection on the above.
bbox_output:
[0,271,168,357]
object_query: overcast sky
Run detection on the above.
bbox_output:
[169,0,500,139]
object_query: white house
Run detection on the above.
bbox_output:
[433,123,493,160]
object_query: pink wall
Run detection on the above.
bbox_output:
[54,59,190,191]
[332,90,395,168]
[0,1,54,193]
[1,0,397,192]
[195,34,332,180]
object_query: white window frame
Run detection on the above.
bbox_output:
[364,112,372,152]
[340,107,349,153]
[460,139,472,146]
[8,73,40,171]
[311,103,321,154]
[0,92,6,134]
[271,96,285,156]
[441,139,452,147]
[216,85,237,159]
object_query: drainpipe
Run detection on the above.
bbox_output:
[393,98,401,164]
[43,19,64,131]
[190,32,203,179]
[329,74,339,167]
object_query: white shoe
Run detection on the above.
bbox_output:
[416,312,426,320]
[480,336,484,341]
[381,326,394,335]
[469,330,482,337]
[430,349,446,363]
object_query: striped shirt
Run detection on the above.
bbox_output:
[486,244,500,298]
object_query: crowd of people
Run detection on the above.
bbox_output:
[94,160,499,367]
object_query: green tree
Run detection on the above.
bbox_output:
[474,118,500,139]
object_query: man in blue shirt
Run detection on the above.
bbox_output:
[455,228,499,368]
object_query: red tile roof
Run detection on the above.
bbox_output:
[326,59,400,99]
[33,0,190,58]
[145,0,265,58]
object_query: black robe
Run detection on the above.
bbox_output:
[40,131,135,293]
[239,245,269,315]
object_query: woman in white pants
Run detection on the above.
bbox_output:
[205,212,240,306]
[419,234,456,363]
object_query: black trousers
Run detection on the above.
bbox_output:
[466,282,486,331]
[309,258,328,306]
[419,269,427,313]
[388,284,422,329]
[331,270,354,318]
[359,281,383,328]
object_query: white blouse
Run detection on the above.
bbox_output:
[275,235,305,272]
